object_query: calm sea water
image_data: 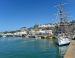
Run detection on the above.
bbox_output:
[0,37,68,58]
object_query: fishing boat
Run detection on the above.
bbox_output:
[56,34,70,46]
[55,3,71,46]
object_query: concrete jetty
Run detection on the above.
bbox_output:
[64,40,75,58]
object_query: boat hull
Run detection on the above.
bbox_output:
[56,37,70,46]
[57,42,70,46]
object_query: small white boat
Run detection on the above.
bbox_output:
[57,36,70,46]
[2,35,6,38]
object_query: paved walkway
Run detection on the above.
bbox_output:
[64,40,75,58]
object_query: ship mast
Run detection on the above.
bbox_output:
[55,3,69,34]
[57,3,68,24]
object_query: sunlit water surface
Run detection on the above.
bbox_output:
[0,37,68,58]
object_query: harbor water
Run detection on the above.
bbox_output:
[0,37,68,58]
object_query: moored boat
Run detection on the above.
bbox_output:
[56,35,70,46]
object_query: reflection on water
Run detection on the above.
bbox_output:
[58,45,68,58]
[0,37,69,58]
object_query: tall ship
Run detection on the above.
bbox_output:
[55,3,71,46]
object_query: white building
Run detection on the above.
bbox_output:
[14,30,27,36]
[29,29,53,36]
[38,24,55,28]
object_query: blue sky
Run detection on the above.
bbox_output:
[0,0,75,31]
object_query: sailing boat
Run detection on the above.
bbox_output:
[55,3,71,46]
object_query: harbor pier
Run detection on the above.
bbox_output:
[64,40,75,58]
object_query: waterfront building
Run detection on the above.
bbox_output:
[13,28,28,37]
[28,28,53,37]
[2,33,14,37]
[14,31,27,35]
